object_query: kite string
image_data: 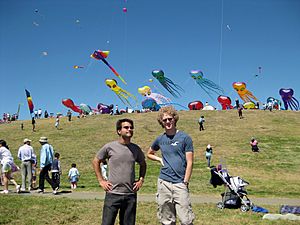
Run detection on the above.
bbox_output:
[217,0,224,87]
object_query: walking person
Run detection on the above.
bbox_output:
[205,144,213,168]
[37,137,55,193]
[55,116,60,129]
[238,105,243,119]
[32,117,36,132]
[92,118,147,225]
[67,110,72,122]
[198,115,205,131]
[0,140,21,194]
[68,163,80,189]
[147,106,195,225]
[51,153,61,194]
[18,138,35,192]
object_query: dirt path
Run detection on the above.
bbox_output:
[20,191,300,206]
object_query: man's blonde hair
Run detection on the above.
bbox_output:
[157,106,179,128]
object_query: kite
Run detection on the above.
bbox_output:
[62,98,82,114]
[91,50,127,84]
[105,79,137,107]
[190,70,224,99]
[138,86,171,104]
[279,88,299,110]
[152,69,184,98]
[188,101,203,110]
[123,7,127,12]
[142,98,161,111]
[217,95,233,110]
[243,102,256,109]
[232,82,258,103]
[25,89,34,115]
[33,21,39,27]
[79,104,92,115]
[73,65,84,69]
[266,97,281,110]
[97,103,113,114]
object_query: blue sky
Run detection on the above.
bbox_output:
[1,0,299,120]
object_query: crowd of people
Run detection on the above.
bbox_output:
[0,137,80,195]
[0,104,263,224]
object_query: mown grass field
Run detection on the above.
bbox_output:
[0,110,299,224]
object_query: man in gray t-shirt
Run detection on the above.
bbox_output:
[92,118,146,225]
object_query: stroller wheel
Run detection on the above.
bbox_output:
[240,204,250,212]
[217,202,224,209]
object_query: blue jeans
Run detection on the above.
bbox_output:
[102,192,137,225]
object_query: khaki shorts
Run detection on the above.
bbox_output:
[156,178,195,225]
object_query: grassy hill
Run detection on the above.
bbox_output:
[1,109,299,198]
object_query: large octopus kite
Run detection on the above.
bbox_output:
[190,70,224,99]
[105,79,137,107]
[232,82,258,103]
[152,69,184,98]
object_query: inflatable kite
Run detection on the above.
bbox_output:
[138,86,171,104]
[217,95,233,110]
[190,70,224,99]
[62,98,82,114]
[266,97,281,110]
[243,102,256,109]
[279,88,299,110]
[232,82,258,103]
[152,69,184,98]
[25,89,34,115]
[79,104,92,115]
[91,50,126,84]
[105,79,137,107]
[188,101,203,110]
[97,103,113,114]
[142,98,161,111]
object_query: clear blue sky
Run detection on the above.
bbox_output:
[1,0,299,120]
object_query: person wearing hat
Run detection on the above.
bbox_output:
[18,138,35,191]
[37,137,55,193]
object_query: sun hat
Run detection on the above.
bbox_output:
[39,137,48,143]
[23,138,32,143]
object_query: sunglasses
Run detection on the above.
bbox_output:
[122,126,134,130]
[162,117,173,123]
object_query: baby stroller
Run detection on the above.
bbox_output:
[210,165,253,212]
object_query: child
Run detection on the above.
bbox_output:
[250,138,259,152]
[68,163,80,189]
[205,144,213,168]
[51,153,61,194]
[198,115,205,131]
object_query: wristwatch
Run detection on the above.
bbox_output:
[139,177,144,182]
[183,181,189,186]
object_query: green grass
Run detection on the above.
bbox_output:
[0,110,299,224]
[0,195,298,225]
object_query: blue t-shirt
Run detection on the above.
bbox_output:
[151,130,194,183]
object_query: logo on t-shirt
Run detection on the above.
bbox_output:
[171,141,179,146]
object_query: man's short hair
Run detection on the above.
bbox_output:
[116,118,134,135]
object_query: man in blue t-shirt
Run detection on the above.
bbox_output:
[147,106,195,225]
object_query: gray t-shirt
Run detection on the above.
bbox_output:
[96,140,145,195]
[151,130,194,183]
